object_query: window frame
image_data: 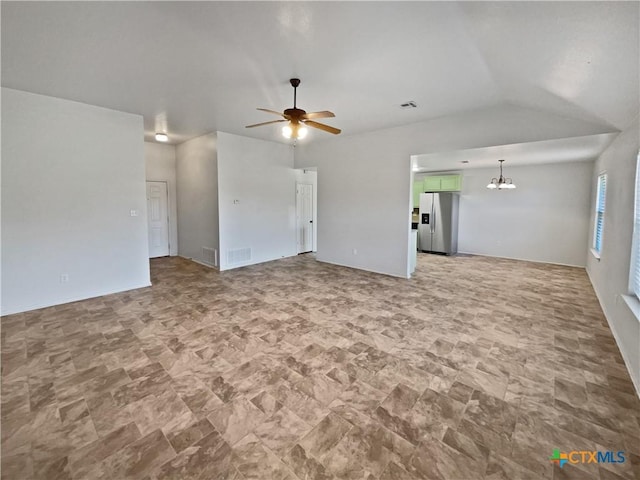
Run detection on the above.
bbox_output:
[592,172,607,257]
[630,155,640,300]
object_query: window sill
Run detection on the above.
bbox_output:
[590,248,601,260]
[622,295,640,323]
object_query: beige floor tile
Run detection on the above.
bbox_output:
[1,254,636,479]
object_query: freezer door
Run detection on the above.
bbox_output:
[431,193,452,254]
[418,193,434,251]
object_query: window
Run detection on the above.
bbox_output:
[631,155,640,300]
[592,173,607,255]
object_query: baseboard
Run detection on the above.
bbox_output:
[585,270,640,398]
[180,255,219,270]
[219,253,298,271]
[0,282,152,317]
[315,258,410,279]
[456,251,586,269]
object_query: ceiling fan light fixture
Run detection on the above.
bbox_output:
[155,132,169,142]
[248,78,340,137]
[282,122,308,140]
[282,125,293,139]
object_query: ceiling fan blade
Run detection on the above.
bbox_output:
[257,108,287,118]
[245,119,287,128]
[303,120,341,135]
[302,111,335,120]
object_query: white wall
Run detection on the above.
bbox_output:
[176,133,219,267]
[295,169,318,252]
[295,103,612,278]
[217,132,296,270]
[145,142,178,256]
[1,88,150,315]
[586,118,640,393]
[454,162,593,267]
[296,135,412,278]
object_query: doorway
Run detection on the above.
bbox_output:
[146,181,170,258]
[296,183,313,253]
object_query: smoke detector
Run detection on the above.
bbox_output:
[399,101,418,109]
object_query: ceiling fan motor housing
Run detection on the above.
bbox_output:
[284,108,306,119]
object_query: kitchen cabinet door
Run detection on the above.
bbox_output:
[440,175,461,191]
[423,176,442,191]
[423,174,461,192]
[413,180,424,207]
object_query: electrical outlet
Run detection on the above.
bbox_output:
[352,248,358,255]
[130,210,138,217]
[60,274,69,283]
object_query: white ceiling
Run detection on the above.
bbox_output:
[2,2,638,145]
[412,133,619,172]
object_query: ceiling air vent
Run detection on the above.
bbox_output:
[399,101,418,109]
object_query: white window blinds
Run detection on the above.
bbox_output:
[593,173,607,254]
[632,156,640,299]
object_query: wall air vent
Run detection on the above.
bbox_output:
[400,101,418,109]
[202,247,217,267]
[227,247,251,265]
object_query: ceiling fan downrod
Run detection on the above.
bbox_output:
[290,78,300,109]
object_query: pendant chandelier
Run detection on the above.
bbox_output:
[487,159,516,190]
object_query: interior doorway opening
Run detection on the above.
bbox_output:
[295,168,318,254]
[146,181,170,258]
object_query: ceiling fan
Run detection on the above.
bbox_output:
[246,78,341,139]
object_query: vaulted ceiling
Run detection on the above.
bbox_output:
[2,2,638,146]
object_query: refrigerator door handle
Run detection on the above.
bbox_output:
[431,206,435,233]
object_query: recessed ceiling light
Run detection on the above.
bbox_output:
[155,132,169,142]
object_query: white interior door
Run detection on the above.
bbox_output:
[146,181,169,258]
[296,183,313,253]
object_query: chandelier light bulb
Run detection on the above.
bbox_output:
[282,125,292,139]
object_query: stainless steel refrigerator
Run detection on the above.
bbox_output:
[418,192,459,254]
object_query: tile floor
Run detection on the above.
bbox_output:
[1,254,639,479]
